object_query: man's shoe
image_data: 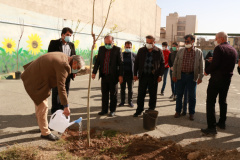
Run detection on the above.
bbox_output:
[189,114,194,121]
[169,94,174,98]
[41,133,59,141]
[118,102,125,107]
[181,112,186,116]
[109,112,115,117]
[216,122,226,129]
[133,112,141,117]
[160,93,164,96]
[174,112,180,118]
[98,111,108,115]
[128,102,134,107]
[201,128,217,135]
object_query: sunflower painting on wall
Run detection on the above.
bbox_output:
[2,38,16,54]
[74,40,80,49]
[26,34,43,55]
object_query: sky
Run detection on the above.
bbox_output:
[156,0,240,35]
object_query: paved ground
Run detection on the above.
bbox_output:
[1,66,240,151]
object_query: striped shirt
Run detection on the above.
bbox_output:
[103,50,111,75]
[181,47,195,73]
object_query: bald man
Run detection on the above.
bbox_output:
[201,32,237,135]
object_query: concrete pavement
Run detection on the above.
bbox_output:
[1,66,240,151]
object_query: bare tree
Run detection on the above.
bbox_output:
[86,0,115,147]
[17,19,24,72]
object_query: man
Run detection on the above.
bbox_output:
[48,27,76,114]
[118,41,136,107]
[172,34,204,121]
[168,42,178,100]
[133,35,165,117]
[92,35,123,117]
[160,42,171,96]
[201,32,237,135]
[21,53,84,141]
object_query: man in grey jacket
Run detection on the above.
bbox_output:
[172,34,204,120]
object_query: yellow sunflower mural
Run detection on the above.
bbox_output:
[74,40,80,49]
[133,45,136,52]
[26,34,43,55]
[94,43,98,50]
[101,42,104,46]
[2,38,16,54]
[121,44,125,52]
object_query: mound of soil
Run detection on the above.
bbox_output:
[62,128,240,160]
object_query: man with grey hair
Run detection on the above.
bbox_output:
[201,32,237,135]
[21,52,84,141]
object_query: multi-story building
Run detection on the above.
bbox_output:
[164,12,198,45]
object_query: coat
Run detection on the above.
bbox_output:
[21,52,71,106]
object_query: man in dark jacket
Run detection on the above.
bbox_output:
[48,27,76,114]
[168,42,178,100]
[92,35,123,117]
[201,32,237,135]
[133,35,165,117]
[118,41,136,107]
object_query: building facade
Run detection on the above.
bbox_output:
[165,12,198,45]
[0,0,161,74]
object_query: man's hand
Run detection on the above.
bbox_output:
[92,73,96,80]
[157,76,162,83]
[170,67,173,71]
[172,77,177,82]
[63,107,70,116]
[134,76,138,82]
[119,76,123,84]
[197,79,202,85]
[208,57,213,63]
[204,72,208,76]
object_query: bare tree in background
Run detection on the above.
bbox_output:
[86,0,115,147]
[16,19,24,72]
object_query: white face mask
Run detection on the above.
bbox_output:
[162,47,166,50]
[146,43,153,49]
[185,44,192,48]
[214,41,219,46]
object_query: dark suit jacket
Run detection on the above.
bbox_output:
[48,38,76,56]
[134,46,165,80]
[48,38,76,80]
[93,45,123,83]
[122,51,136,79]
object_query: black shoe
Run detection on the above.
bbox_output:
[216,123,226,129]
[109,112,115,117]
[41,133,59,141]
[169,94,174,98]
[201,128,217,135]
[133,112,141,117]
[160,93,164,96]
[118,102,125,107]
[128,102,134,107]
[174,112,180,118]
[98,111,108,115]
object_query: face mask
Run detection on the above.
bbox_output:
[162,47,166,50]
[214,41,219,46]
[71,68,79,74]
[125,48,132,52]
[64,36,71,42]
[105,44,112,50]
[146,43,153,49]
[172,47,177,51]
[185,44,192,48]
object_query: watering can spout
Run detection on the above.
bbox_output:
[67,117,82,127]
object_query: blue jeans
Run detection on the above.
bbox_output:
[176,73,197,114]
[183,86,188,113]
[161,68,169,93]
[169,70,176,95]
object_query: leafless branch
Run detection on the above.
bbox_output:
[17,18,24,71]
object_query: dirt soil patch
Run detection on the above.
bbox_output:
[62,128,240,160]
